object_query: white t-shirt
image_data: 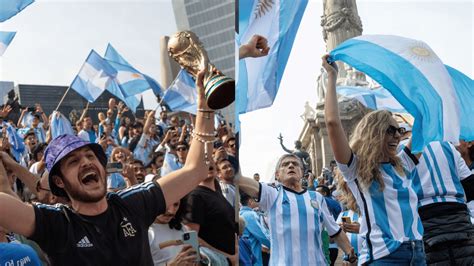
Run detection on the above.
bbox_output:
[148,223,186,266]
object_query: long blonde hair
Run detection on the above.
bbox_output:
[334,170,359,213]
[349,110,403,191]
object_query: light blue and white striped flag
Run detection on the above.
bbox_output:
[0,0,34,22]
[71,50,119,103]
[104,44,161,97]
[0,31,16,56]
[329,35,468,152]
[336,86,406,113]
[163,69,197,114]
[237,0,308,114]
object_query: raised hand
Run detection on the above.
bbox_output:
[240,35,270,59]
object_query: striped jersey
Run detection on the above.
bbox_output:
[258,183,340,266]
[337,149,423,264]
[412,141,472,207]
[336,210,362,256]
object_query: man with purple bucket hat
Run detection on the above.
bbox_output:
[0,70,215,265]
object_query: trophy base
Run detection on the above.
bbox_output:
[205,75,235,110]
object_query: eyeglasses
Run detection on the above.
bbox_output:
[177,147,188,151]
[386,125,406,136]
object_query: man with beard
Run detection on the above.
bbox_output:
[77,115,97,143]
[131,159,147,184]
[0,69,216,265]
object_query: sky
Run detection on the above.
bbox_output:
[0,0,177,109]
[239,0,473,182]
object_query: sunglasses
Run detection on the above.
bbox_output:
[177,147,188,151]
[386,125,406,136]
[36,182,51,193]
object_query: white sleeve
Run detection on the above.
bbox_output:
[320,196,341,237]
[257,183,279,212]
[137,134,149,148]
[454,146,472,180]
[336,153,358,183]
[336,211,344,224]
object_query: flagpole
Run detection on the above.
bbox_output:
[55,86,71,111]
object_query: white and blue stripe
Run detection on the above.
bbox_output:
[412,141,472,207]
[259,184,339,265]
[337,151,423,264]
[0,31,16,56]
[337,86,406,114]
[163,69,197,115]
[330,35,464,153]
[237,0,308,114]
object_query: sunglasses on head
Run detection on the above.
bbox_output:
[386,125,406,136]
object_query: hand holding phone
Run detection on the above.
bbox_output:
[106,162,123,174]
[181,231,201,262]
[341,216,351,224]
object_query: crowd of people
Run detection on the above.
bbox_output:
[0,35,472,266]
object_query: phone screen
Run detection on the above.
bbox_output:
[341,216,351,224]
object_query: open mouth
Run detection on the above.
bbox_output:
[388,142,399,148]
[287,170,296,175]
[80,170,99,185]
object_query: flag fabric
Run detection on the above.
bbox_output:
[237,0,308,114]
[104,44,163,97]
[163,69,197,114]
[0,0,34,22]
[444,65,474,141]
[50,111,75,139]
[329,34,464,153]
[5,123,26,162]
[0,31,16,56]
[336,86,406,113]
[106,81,142,113]
[71,50,118,103]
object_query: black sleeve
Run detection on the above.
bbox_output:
[403,146,419,165]
[461,174,474,202]
[118,181,166,227]
[184,192,206,226]
[29,204,69,253]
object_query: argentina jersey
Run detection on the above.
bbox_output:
[336,210,362,256]
[412,141,472,207]
[258,183,340,266]
[337,149,423,264]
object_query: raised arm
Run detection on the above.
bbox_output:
[143,110,155,136]
[322,55,352,164]
[235,171,260,198]
[36,104,49,129]
[78,102,90,123]
[278,134,293,154]
[0,152,39,197]
[156,68,214,206]
[0,158,35,237]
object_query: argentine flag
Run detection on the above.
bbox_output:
[71,50,118,103]
[329,35,471,152]
[163,69,197,114]
[337,86,406,114]
[0,0,34,22]
[104,44,157,97]
[0,31,16,56]
[237,0,308,114]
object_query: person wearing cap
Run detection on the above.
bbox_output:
[0,68,215,265]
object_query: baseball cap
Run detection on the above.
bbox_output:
[44,134,107,197]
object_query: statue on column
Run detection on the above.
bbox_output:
[278,134,311,173]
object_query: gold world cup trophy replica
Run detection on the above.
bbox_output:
[168,31,235,110]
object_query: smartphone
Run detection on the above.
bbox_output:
[27,107,35,112]
[106,162,123,174]
[341,216,352,224]
[182,231,200,262]
[214,141,223,149]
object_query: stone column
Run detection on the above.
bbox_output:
[321,0,363,80]
[159,36,181,89]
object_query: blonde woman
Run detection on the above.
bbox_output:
[322,55,425,265]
